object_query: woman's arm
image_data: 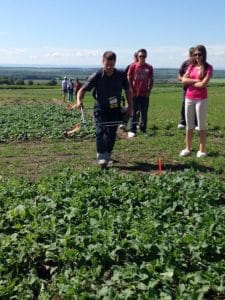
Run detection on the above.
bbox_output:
[193,74,212,88]
[181,74,200,85]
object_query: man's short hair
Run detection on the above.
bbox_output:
[137,48,148,57]
[103,51,116,61]
[189,47,195,56]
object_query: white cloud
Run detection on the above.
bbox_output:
[0,45,225,68]
[0,48,26,55]
[148,45,225,68]
[33,47,102,65]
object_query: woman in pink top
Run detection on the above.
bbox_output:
[180,45,213,158]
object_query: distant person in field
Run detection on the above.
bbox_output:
[127,48,154,138]
[71,51,133,167]
[67,79,74,102]
[180,45,213,158]
[75,78,82,96]
[177,47,198,129]
[61,76,68,101]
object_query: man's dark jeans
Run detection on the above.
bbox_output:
[94,107,121,154]
[130,96,149,133]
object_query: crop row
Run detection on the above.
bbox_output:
[0,169,225,299]
[0,104,95,142]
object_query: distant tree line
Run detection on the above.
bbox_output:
[0,76,24,85]
[0,66,224,86]
[0,67,94,83]
[0,76,57,86]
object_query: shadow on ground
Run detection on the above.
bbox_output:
[114,160,216,174]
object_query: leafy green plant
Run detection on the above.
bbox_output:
[0,104,95,141]
[0,169,224,299]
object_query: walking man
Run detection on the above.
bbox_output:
[72,51,133,167]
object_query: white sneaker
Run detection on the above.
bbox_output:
[107,158,114,166]
[196,151,207,158]
[179,149,191,157]
[195,126,200,130]
[177,124,186,129]
[98,159,107,165]
[96,153,107,165]
[105,152,113,165]
[119,124,125,129]
[127,131,135,138]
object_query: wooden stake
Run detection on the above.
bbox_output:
[158,157,162,175]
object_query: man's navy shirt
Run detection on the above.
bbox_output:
[82,68,129,110]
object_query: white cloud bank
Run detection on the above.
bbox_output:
[0,45,225,69]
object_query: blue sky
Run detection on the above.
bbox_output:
[0,0,225,68]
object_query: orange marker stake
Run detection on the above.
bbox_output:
[158,157,162,175]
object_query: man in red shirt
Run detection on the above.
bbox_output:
[127,49,154,137]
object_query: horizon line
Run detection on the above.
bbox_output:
[0,63,178,69]
[0,64,225,71]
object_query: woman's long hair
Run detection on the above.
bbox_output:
[194,45,209,80]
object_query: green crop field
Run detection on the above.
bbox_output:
[0,83,225,299]
[0,83,224,180]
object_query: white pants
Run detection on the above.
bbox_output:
[185,98,208,130]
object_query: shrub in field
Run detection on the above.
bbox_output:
[0,169,225,299]
[28,80,34,85]
[47,79,58,86]
[15,79,25,85]
[0,77,11,85]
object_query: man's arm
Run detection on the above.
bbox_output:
[70,72,97,109]
[76,86,86,108]
[146,67,154,97]
[148,73,154,96]
[125,87,133,117]
[177,74,183,82]
[177,60,189,82]
[127,65,134,93]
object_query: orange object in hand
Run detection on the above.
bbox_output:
[66,103,77,111]
[64,123,81,137]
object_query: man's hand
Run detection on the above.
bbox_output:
[66,103,77,111]
[76,98,83,109]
